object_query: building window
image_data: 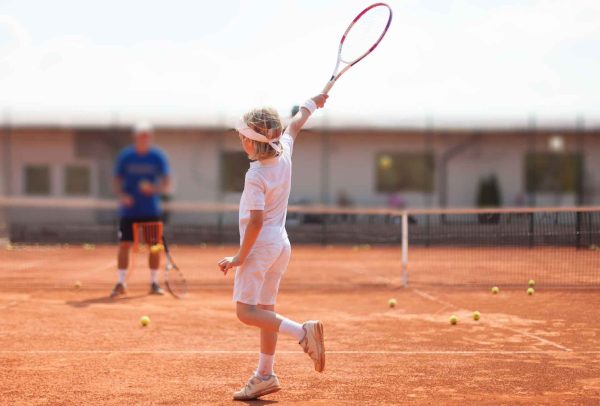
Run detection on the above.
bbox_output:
[24,165,51,195]
[64,165,91,196]
[376,153,434,192]
[221,152,248,192]
[525,153,582,193]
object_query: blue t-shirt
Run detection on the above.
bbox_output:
[114,146,170,219]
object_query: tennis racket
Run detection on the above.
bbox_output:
[322,2,393,95]
[162,236,187,299]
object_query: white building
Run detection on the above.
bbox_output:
[2,123,599,210]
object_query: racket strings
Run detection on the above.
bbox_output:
[340,4,391,64]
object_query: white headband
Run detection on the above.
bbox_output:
[235,120,283,154]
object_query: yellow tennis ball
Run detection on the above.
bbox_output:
[388,298,397,308]
[150,244,163,254]
[74,281,82,289]
[491,286,499,294]
[528,279,535,287]
[449,315,458,325]
[473,311,480,321]
[140,316,150,327]
[527,287,534,296]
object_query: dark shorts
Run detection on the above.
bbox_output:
[118,217,161,242]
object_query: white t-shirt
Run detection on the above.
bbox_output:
[238,132,294,245]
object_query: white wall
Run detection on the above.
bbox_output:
[157,130,222,203]
[6,127,600,216]
[9,129,98,197]
[446,133,525,207]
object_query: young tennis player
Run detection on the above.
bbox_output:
[218,94,328,401]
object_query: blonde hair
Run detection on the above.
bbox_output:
[241,107,283,160]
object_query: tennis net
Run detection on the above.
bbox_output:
[1,197,599,287]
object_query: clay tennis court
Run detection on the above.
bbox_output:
[1,244,599,405]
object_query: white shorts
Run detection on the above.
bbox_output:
[233,239,291,306]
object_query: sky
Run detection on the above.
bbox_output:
[0,0,599,127]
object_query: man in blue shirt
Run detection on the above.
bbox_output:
[111,123,171,298]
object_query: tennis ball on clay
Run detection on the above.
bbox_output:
[527,287,535,296]
[528,279,535,287]
[150,244,163,254]
[74,281,82,289]
[83,243,95,250]
[139,316,151,327]
[449,315,458,325]
[491,286,500,294]
[5,243,14,251]
[388,298,397,308]
[473,311,480,321]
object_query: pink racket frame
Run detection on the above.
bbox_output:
[322,2,393,95]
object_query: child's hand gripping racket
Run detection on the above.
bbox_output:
[322,2,393,95]
[162,236,187,298]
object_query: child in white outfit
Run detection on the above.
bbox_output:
[218,95,328,401]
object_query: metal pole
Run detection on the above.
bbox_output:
[575,116,585,249]
[576,115,585,206]
[0,109,11,245]
[401,211,409,288]
[320,116,330,246]
[217,126,225,244]
[425,117,433,246]
[320,116,330,206]
[527,115,537,207]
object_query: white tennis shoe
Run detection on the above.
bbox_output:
[233,374,281,401]
[299,320,326,372]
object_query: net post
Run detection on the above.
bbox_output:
[401,210,409,288]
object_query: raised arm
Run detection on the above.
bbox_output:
[287,94,328,140]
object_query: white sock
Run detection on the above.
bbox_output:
[117,269,127,284]
[278,317,305,342]
[150,269,159,284]
[256,353,275,378]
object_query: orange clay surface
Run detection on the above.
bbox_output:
[1,245,599,405]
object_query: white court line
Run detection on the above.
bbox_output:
[413,289,572,352]
[0,350,598,355]
[6,260,46,271]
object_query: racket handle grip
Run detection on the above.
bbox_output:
[322,80,335,95]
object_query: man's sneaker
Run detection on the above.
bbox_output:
[110,282,127,298]
[299,320,325,372]
[233,374,281,401]
[149,282,164,295]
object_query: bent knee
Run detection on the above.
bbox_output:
[236,303,257,325]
